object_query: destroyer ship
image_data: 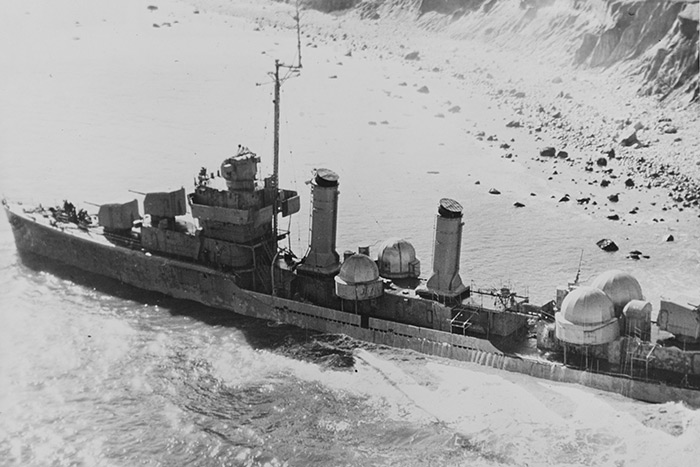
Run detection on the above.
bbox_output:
[4,61,700,407]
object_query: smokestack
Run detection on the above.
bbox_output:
[298,168,341,275]
[420,198,468,301]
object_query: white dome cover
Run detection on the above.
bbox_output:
[556,286,620,345]
[561,286,616,325]
[377,238,419,278]
[591,270,643,311]
[337,253,379,284]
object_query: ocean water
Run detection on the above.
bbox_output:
[1,1,700,466]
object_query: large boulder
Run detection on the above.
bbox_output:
[597,238,619,252]
[619,126,640,146]
[539,147,556,158]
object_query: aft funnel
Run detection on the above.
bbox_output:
[297,169,341,276]
[418,198,468,302]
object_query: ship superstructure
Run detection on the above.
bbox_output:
[94,146,300,293]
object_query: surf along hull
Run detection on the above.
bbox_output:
[6,204,700,407]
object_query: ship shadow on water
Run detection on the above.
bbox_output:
[14,251,359,371]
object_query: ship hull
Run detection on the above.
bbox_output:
[6,204,700,407]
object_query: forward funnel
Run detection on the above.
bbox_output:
[297,168,341,276]
[418,198,468,302]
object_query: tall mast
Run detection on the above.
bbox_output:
[271,4,302,249]
[272,60,281,243]
[295,0,302,69]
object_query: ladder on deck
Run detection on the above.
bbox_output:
[450,308,480,335]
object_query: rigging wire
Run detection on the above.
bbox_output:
[282,103,303,252]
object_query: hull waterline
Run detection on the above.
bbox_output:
[6,204,700,407]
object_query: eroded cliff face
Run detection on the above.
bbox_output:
[571,1,698,101]
[638,4,699,101]
[302,0,699,103]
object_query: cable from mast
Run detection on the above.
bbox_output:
[574,249,584,285]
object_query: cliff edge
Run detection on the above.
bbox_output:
[304,0,699,104]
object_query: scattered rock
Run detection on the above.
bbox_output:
[596,239,619,252]
[475,181,481,185]
[514,202,525,208]
[596,157,608,167]
[405,51,420,60]
[448,105,461,113]
[539,147,556,158]
[559,194,570,202]
[624,178,635,188]
[147,5,159,11]
[607,214,620,220]
[417,85,430,94]
[506,120,521,128]
[605,148,616,159]
[557,150,569,159]
[608,193,619,202]
[600,179,610,187]
[577,197,590,204]
[620,126,640,147]
[664,234,674,242]
[489,188,501,195]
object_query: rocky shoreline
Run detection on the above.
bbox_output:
[295,1,700,220]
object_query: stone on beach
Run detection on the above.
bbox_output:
[596,239,619,252]
[539,147,556,158]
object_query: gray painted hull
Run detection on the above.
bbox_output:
[6,204,700,407]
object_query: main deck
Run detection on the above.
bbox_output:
[6,200,700,407]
